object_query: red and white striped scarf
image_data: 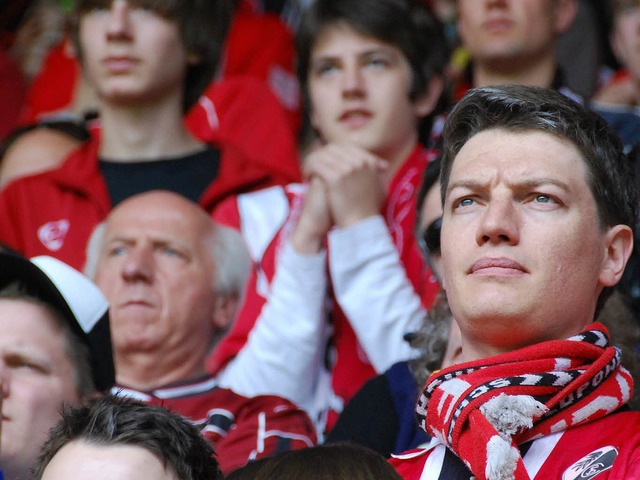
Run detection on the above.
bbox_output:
[415,322,634,480]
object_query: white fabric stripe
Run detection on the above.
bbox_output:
[522,431,564,477]
[257,412,266,453]
[196,95,219,129]
[238,186,290,262]
[152,377,219,399]
[421,439,446,480]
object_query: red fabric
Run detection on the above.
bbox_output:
[223,9,300,133]
[115,377,317,475]
[208,146,441,430]
[18,38,78,125]
[0,46,26,140]
[390,410,640,479]
[185,76,301,188]
[415,323,633,480]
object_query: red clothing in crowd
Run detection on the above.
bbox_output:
[0,76,301,270]
[114,376,317,475]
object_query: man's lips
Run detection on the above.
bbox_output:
[483,17,513,33]
[339,109,372,127]
[120,299,154,309]
[103,56,138,73]
[469,257,527,275]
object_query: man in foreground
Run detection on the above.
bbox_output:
[391,84,640,479]
[0,250,114,480]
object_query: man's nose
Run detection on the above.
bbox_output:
[106,0,134,41]
[475,195,520,246]
[122,246,154,282]
[341,63,365,98]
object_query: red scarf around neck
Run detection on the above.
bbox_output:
[415,322,634,480]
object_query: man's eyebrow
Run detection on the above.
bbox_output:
[447,177,572,192]
[104,235,133,245]
[446,178,485,193]
[6,346,52,367]
[312,46,398,61]
[515,177,572,191]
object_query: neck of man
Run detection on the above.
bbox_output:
[98,93,205,162]
[472,52,558,91]
[115,347,208,391]
[459,317,594,364]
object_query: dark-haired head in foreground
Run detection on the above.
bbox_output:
[34,395,223,480]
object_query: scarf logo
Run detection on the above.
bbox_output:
[562,446,617,480]
[37,219,70,251]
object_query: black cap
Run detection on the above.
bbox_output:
[0,251,115,392]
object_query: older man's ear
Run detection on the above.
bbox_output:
[212,295,241,331]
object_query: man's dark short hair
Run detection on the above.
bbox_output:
[34,395,223,480]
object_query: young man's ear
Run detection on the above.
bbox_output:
[599,224,635,287]
[211,295,239,331]
[553,0,578,36]
[413,75,444,119]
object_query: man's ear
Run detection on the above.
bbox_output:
[212,295,239,331]
[599,224,635,287]
[554,0,578,36]
[413,75,444,119]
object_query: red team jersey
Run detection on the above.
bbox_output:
[113,375,317,475]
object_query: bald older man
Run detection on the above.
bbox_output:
[84,191,316,475]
